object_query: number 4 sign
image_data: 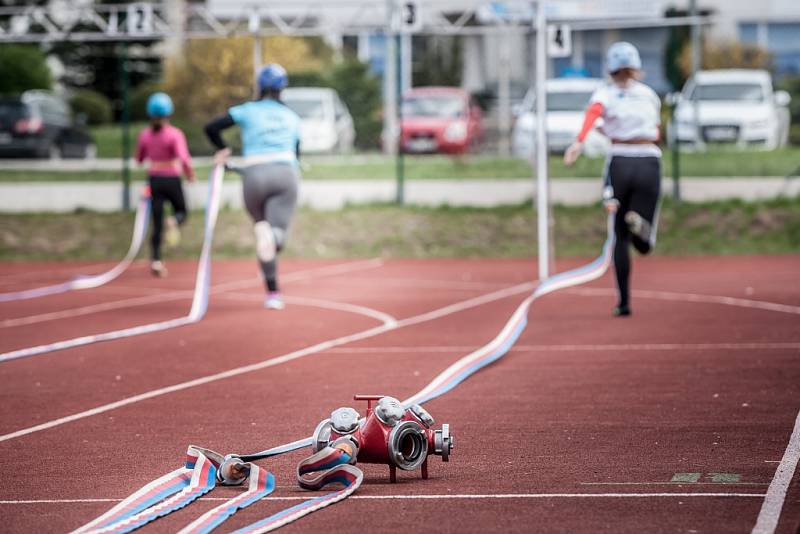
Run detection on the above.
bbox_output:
[393,0,422,33]
[547,23,572,58]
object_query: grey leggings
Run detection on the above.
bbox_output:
[239,162,299,289]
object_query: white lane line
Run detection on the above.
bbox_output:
[0,291,194,328]
[0,263,113,285]
[324,342,800,354]
[581,482,769,486]
[219,292,398,326]
[568,287,800,315]
[0,492,766,504]
[0,281,534,444]
[752,409,800,534]
[351,276,510,291]
[0,259,385,329]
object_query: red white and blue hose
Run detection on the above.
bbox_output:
[0,165,225,364]
[76,213,615,533]
[0,191,150,303]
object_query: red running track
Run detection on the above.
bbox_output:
[0,256,798,533]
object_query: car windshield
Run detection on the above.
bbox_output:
[402,95,465,118]
[547,91,593,111]
[282,97,326,120]
[690,83,765,102]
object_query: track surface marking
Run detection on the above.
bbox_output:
[0,256,798,533]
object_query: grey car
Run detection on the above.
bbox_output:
[0,90,96,159]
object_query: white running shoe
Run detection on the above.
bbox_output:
[624,211,651,243]
[165,215,181,247]
[150,260,168,277]
[264,292,285,310]
[254,221,276,262]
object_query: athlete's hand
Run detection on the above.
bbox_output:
[563,141,583,166]
[186,171,196,183]
[213,148,231,167]
[603,198,620,214]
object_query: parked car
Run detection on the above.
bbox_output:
[400,87,483,154]
[512,77,609,159]
[281,87,355,154]
[0,90,95,159]
[671,69,791,150]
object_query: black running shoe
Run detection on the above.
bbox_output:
[613,305,631,317]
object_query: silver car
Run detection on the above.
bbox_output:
[672,69,791,150]
[512,77,610,159]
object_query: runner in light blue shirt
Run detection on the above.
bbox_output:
[228,98,301,161]
[204,63,301,310]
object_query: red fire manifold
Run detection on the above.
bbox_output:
[311,395,454,483]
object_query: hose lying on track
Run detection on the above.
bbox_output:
[0,191,150,303]
[73,213,615,534]
[0,165,225,364]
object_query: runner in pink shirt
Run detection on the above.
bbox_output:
[136,92,195,277]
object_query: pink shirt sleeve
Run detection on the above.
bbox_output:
[173,129,194,179]
[135,129,148,164]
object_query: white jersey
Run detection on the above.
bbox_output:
[589,80,661,157]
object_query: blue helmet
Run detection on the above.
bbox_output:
[146,92,174,118]
[606,42,642,73]
[258,64,288,92]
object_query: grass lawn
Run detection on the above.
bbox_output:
[1,147,799,182]
[2,198,798,261]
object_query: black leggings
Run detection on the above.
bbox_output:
[606,156,661,308]
[149,176,187,261]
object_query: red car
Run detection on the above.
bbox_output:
[400,87,482,154]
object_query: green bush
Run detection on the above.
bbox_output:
[0,44,52,95]
[69,89,112,125]
[777,76,800,145]
[130,81,163,122]
[327,58,382,149]
[289,70,328,88]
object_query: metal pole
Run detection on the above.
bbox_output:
[498,26,511,156]
[383,0,398,156]
[253,36,263,96]
[671,98,681,201]
[250,10,262,97]
[395,32,405,204]
[534,0,549,280]
[688,0,700,191]
[120,41,131,212]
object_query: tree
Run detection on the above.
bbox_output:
[663,8,691,91]
[328,58,382,148]
[0,44,52,95]
[163,35,332,121]
[413,36,463,87]
[678,40,772,81]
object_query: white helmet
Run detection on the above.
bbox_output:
[606,41,642,73]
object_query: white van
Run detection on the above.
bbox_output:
[281,87,355,153]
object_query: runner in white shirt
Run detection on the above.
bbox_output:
[564,41,662,317]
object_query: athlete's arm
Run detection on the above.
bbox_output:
[204,113,235,150]
[576,102,604,143]
[564,102,604,166]
[135,130,147,164]
[175,129,195,182]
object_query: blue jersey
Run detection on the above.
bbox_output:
[228,99,300,162]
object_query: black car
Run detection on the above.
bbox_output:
[0,90,96,159]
